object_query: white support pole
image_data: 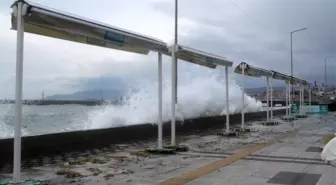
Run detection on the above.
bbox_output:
[241,64,245,129]
[302,85,304,106]
[302,86,304,105]
[171,0,178,147]
[299,85,302,114]
[289,82,292,117]
[171,44,176,146]
[270,78,273,120]
[301,85,304,105]
[285,82,288,117]
[299,85,302,106]
[13,2,24,182]
[157,53,163,149]
[309,89,311,105]
[225,66,230,133]
[174,0,178,104]
[266,77,270,122]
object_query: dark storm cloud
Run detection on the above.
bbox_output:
[0,0,334,99]
[150,0,335,84]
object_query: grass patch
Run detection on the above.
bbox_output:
[321,135,335,145]
[87,168,103,176]
[130,151,151,157]
[68,157,108,165]
[121,169,134,174]
[56,169,82,178]
[103,173,115,180]
[110,156,132,162]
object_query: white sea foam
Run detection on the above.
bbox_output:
[84,65,263,129]
[0,62,263,138]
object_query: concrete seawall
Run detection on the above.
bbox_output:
[0,99,331,107]
[0,109,286,164]
[260,100,320,106]
[0,99,106,106]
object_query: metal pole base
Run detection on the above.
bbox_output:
[217,131,239,137]
[281,116,296,122]
[233,127,257,133]
[294,114,308,119]
[164,145,189,152]
[260,120,280,126]
[145,148,175,155]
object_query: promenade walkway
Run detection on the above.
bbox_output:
[0,113,334,185]
[162,114,335,185]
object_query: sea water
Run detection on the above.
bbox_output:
[0,64,263,138]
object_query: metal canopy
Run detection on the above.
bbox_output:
[166,44,233,69]
[271,70,291,82]
[301,80,308,85]
[10,0,167,55]
[291,77,302,85]
[303,82,311,89]
[234,62,273,78]
[177,45,233,68]
[10,0,173,182]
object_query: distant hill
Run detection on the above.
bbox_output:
[46,89,126,100]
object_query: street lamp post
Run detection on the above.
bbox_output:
[171,0,178,146]
[325,56,335,91]
[290,27,307,103]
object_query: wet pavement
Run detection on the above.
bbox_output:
[0,113,335,185]
[180,114,336,185]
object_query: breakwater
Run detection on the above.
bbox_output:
[0,109,286,164]
[0,99,106,106]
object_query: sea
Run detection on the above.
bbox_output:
[0,67,266,139]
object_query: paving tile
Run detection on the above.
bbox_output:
[268,151,301,158]
[185,180,208,185]
[267,171,321,185]
[251,168,280,179]
[305,147,323,153]
[251,160,308,173]
[295,173,323,185]
[257,144,283,154]
[185,176,225,185]
[239,176,269,185]
[302,164,331,174]
[315,167,336,185]
[299,151,321,158]
[214,175,248,185]
[315,181,335,185]
[277,163,308,172]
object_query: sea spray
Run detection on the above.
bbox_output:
[85,65,262,129]
[0,62,263,138]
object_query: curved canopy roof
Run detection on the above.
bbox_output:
[291,77,302,85]
[168,45,233,69]
[11,0,167,55]
[234,62,273,78]
[270,70,291,81]
[11,0,234,70]
[234,62,310,87]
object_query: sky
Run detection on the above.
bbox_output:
[0,0,334,99]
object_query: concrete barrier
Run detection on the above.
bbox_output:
[0,109,286,164]
[328,101,336,112]
[261,100,319,107]
[0,99,106,106]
